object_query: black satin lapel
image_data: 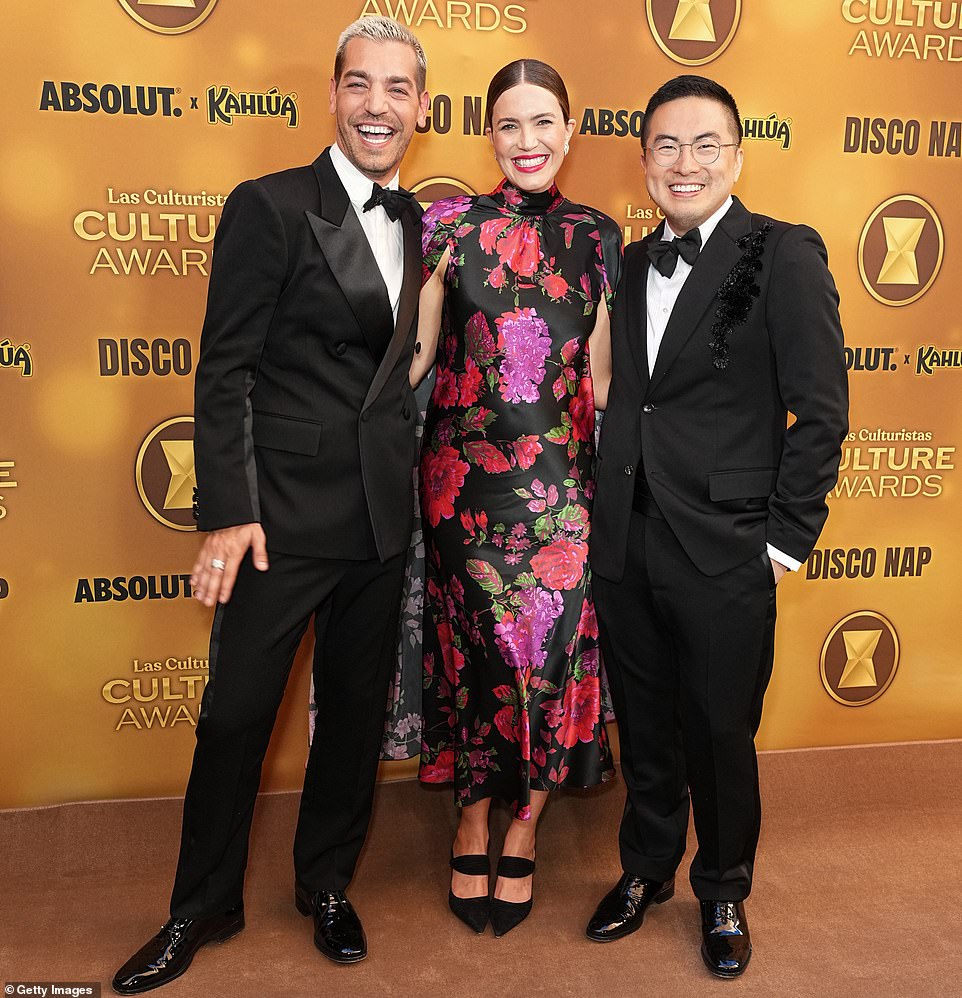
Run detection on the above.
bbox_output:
[647,223,742,395]
[306,208,394,361]
[313,148,348,226]
[363,205,420,411]
[394,204,421,347]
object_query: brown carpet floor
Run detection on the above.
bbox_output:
[2,741,961,998]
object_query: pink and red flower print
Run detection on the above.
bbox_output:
[568,374,595,442]
[495,223,542,278]
[576,598,599,639]
[494,704,518,742]
[542,272,569,300]
[420,748,456,783]
[463,440,512,473]
[496,307,552,404]
[512,435,542,469]
[433,366,459,408]
[458,358,484,407]
[487,265,506,289]
[465,311,497,366]
[421,445,470,527]
[431,196,473,226]
[418,187,618,817]
[558,677,601,748]
[530,537,589,590]
[436,620,465,684]
[480,217,512,254]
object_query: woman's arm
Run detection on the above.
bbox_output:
[590,214,623,412]
[588,301,612,411]
[409,246,450,388]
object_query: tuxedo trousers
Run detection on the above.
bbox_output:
[595,509,776,901]
[169,547,405,919]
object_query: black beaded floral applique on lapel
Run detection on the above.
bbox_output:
[709,220,773,370]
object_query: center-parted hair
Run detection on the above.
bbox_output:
[484,59,571,131]
[641,75,742,146]
[334,16,427,94]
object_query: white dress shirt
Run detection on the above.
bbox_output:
[330,142,404,320]
[645,196,799,572]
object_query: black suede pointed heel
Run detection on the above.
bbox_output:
[490,855,536,937]
[448,852,490,933]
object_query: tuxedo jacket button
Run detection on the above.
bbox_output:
[361,410,370,422]
[624,465,634,476]
[642,403,655,413]
[335,342,347,356]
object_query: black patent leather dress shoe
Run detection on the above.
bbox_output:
[700,900,752,978]
[111,903,244,995]
[585,873,674,942]
[295,883,367,964]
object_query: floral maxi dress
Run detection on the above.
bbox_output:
[417,180,622,818]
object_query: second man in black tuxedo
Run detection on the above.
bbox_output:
[113,17,429,993]
[585,77,848,977]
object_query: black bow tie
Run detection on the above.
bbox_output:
[647,227,702,278]
[362,183,413,222]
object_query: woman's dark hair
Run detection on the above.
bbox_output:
[484,59,571,131]
[641,75,742,146]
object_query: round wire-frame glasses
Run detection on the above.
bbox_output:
[646,141,739,167]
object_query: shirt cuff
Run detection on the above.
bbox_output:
[767,544,802,573]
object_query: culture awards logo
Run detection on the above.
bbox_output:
[645,0,741,66]
[410,178,477,209]
[135,416,196,531]
[858,195,944,307]
[820,611,900,707]
[118,0,219,35]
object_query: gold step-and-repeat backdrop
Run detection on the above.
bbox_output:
[2,1,960,808]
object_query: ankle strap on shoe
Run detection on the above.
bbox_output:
[450,853,490,876]
[497,856,535,878]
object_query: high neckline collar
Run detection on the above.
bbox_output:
[490,178,564,217]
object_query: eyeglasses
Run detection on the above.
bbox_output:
[645,140,739,167]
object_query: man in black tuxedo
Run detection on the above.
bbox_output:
[113,18,428,993]
[585,77,847,977]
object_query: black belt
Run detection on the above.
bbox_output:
[632,487,665,520]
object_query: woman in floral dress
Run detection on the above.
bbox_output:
[410,60,622,936]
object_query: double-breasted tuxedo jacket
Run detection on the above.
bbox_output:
[171,148,423,917]
[194,146,421,561]
[593,196,848,579]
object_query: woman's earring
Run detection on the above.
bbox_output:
[564,141,570,155]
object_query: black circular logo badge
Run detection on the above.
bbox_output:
[820,610,900,707]
[118,0,219,35]
[135,416,196,531]
[646,0,741,66]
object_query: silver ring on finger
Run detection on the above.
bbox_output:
[211,559,227,571]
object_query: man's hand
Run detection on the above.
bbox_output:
[770,557,787,585]
[191,523,269,607]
